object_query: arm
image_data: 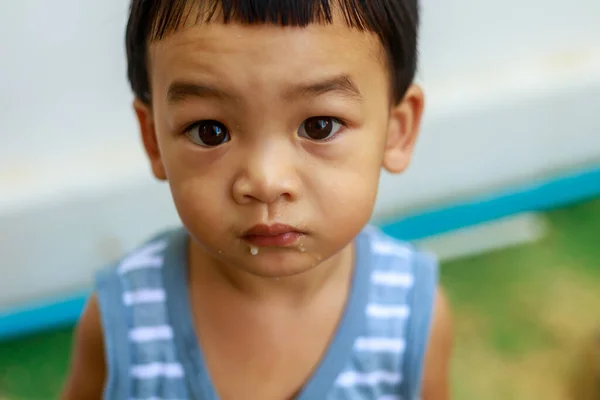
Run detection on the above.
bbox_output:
[421,288,454,400]
[61,295,106,400]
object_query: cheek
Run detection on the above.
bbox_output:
[157,128,223,178]
[169,175,232,251]
[306,122,387,216]
[308,163,380,254]
[319,166,380,209]
[156,131,232,233]
[310,142,382,222]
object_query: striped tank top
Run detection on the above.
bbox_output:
[95,226,438,399]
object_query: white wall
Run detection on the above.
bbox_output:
[1,0,600,308]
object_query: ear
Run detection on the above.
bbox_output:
[383,84,425,174]
[133,98,167,181]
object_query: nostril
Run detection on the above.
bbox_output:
[232,170,298,205]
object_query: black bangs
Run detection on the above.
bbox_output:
[145,0,415,38]
[126,0,419,104]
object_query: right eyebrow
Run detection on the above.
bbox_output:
[166,81,236,104]
[284,74,364,103]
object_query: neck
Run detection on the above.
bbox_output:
[187,241,355,307]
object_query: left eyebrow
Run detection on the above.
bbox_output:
[284,75,364,103]
[166,81,236,105]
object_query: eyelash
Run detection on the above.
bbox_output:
[305,117,347,143]
[181,116,349,141]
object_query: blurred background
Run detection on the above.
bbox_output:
[1,1,600,399]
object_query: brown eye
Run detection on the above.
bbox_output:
[186,120,230,147]
[298,117,342,141]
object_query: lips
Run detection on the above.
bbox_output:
[241,224,304,247]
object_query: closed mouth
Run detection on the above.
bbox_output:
[241,224,305,247]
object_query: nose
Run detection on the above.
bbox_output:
[232,140,300,205]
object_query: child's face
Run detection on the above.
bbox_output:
[136,17,423,277]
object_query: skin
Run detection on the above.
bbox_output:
[62,15,452,400]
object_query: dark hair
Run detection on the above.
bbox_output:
[126,0,420,105]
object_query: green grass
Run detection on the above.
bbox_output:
[0,329,72,399]
[442,198,600,400]
[1,197,600,399]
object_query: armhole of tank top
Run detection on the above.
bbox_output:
[401,251,439,400]
[95,266,130,400]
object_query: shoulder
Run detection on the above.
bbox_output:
[361,226,444,396]
[93,226,183,337]
[95,228,182,297]
[94,229,175,323]
[97,229,174,278]
[361,224,439,332]
[362,225,438,287]
[61,295,105,399]
[74,228,184,398]
[421,288,453,400]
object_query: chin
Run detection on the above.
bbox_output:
[237,251,322,279]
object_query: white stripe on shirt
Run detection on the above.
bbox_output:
[370,240,412,258]
[129,325,174,343]
[367,304,410,319]
[118,241,167,274]
[130,362,184,379]
[354,337,406,353]
[372,271,415,288]
[123,289,166,306]
[336,370,403,387]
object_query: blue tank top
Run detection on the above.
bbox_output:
[95,226,438,399]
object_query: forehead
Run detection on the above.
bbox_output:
[147,19,388,98]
